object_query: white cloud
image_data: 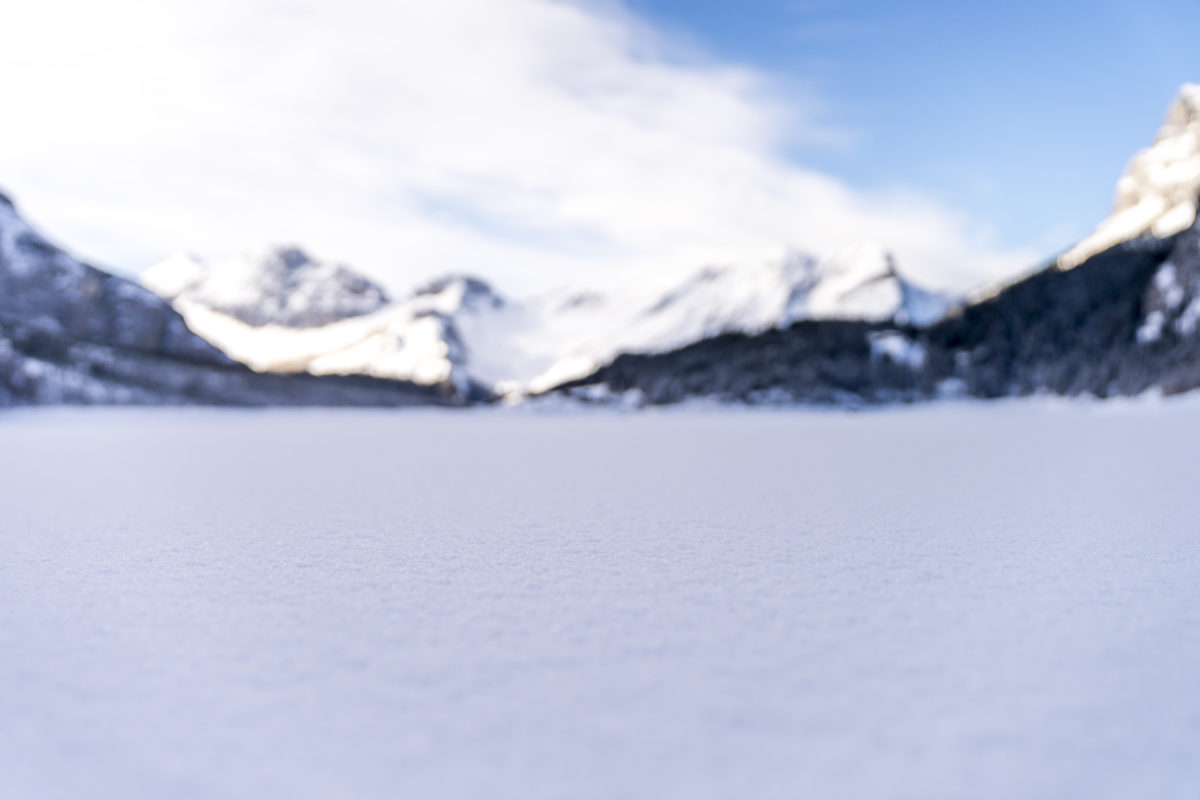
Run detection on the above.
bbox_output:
[0,0,1035,293]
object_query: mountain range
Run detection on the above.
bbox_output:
[3,84,1200,408]
[141,241,950,401]
[555,84,1200,405]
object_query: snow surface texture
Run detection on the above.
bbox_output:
[143,243,951,397]
[2,403,1199,800]
[1059,84,1200,269]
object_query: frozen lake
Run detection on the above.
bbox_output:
[2,402,1198,799]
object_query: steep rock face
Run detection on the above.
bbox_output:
[0,194,448,407]
[928,236,1177,398]
[1059,84,1200,269]
[0,194,227,364]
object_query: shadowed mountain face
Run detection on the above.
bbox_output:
[0,194,449,407]
[0,193,228,365]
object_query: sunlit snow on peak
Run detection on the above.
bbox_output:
[1059,84,1200,269]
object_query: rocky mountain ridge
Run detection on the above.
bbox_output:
[1059,83,1200,269]
[142,241,950,399]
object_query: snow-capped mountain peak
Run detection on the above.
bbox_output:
[802,243,900,304]
[633,252,818,342]
[1059,83,1200,269]
[143,246,391,328]
[783,243,949,327]
[625,245,947,349]
[411,274,504,315]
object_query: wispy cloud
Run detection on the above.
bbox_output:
[0,0,1035,292]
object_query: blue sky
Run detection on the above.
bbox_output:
[629,0,1200,254]
[0,0,1195,292]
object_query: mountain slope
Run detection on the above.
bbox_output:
[552,232,1183,405]
[0,192,228,365]
[0,193,448,407]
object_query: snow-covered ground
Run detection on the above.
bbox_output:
[2,401,1199,799]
